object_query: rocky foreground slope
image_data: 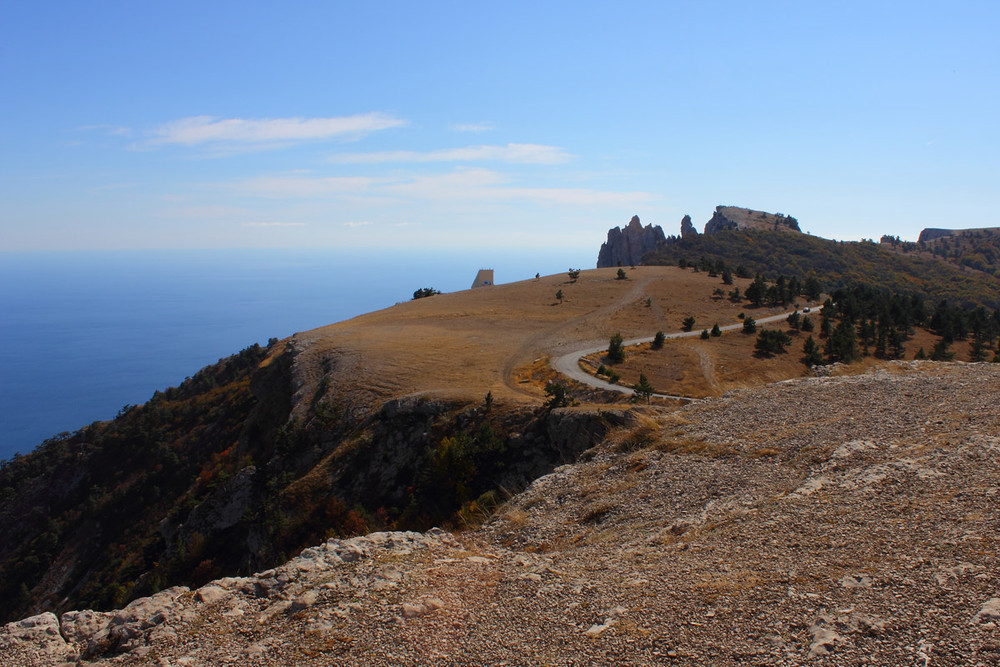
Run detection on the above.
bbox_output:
[3,362,999,666]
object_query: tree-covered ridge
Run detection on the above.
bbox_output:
[0,331,618,626]
[642,229,1000,309]
[0,342,278,622]
[881,228,1000,277]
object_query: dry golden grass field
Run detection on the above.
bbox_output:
[291,266,841,411]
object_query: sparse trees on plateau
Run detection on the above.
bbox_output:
[930,339,954,361]
[632,373,656,404]
[754,329,792,356]
[801,335,824,366]
[544,382,570,408]
[608,333,625,363]
[412,287,441,299]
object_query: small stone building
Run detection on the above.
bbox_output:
[471,269,494,288]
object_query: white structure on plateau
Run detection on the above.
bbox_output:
[471,269,494,288]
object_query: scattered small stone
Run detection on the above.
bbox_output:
[971,598,1000,625]
[840,574,873,589]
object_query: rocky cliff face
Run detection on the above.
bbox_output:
[679,214,698,239]
[918,227,1000,244]
[918,228,955,244]
[596,216,667,267]
[703,205,801,234]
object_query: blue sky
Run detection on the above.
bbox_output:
[2,1,998,253]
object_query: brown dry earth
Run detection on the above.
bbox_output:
[3,362,998,666]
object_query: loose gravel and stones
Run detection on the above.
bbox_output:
[3,362,998,666]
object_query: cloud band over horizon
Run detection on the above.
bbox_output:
[147,113,407,148]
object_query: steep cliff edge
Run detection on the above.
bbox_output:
[0,332,621,625]
[596,215,666,267]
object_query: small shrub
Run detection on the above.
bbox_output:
[544,382,570,408]
[412,287,441,300]
[632,373,656,404]
[700,329,710,339]
[652,331,665,349]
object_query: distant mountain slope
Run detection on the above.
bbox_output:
[881,227,1000,277]
[643,229,1000,309]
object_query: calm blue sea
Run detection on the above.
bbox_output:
[0,248,588,460]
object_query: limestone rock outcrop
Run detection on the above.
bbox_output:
[918,228,956,244]
[918,226,1000,244]
[596,216,667,268]
[680,214,698,239]
[703,205,801,234]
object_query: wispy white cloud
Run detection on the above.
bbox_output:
[331,143,571,165]
[91,182,137,192]
[381,169,655,206]
[79,124,133,137]
[450,122,495,133]
[171,205,250,218]
[342,221,372,227]
[240,221,307,227]
[229,167,657,207]
[147,113,407,148]
[232,175,377,198]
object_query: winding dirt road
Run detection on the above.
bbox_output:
[551,310,804,401]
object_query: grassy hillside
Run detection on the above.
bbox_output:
[644,230,1000,309]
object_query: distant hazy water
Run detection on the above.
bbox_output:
[0,248,587,460]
